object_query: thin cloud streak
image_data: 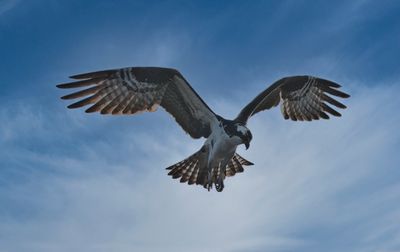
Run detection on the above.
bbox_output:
[0,0,20,16]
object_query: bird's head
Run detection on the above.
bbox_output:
[220,118,253,149]
[234,123,253,150]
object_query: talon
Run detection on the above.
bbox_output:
[215,177,224,192]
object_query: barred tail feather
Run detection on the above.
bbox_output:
[225,153,254,177]
[166,148,208,186]
[166,151,253,191]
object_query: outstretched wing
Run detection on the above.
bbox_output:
[57,67,218,138]
[235,76,350,123]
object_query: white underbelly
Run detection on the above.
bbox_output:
[207,127,241,168]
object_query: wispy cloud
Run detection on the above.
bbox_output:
[0,0,20,16]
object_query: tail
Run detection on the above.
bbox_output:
[166,150,253,191]
[166,147,209,186]
[225,153,254,177]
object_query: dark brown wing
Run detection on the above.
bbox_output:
[235,76,350,123]
[57,67,218,138]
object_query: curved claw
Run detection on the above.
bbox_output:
[215,178,224,192]
[206,169,225,192]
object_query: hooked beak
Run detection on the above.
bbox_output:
[243,131,252,150]
[244,139,250,150]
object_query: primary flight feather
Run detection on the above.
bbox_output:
[57,67,350,192]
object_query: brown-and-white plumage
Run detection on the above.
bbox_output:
[58,67,217,138]
[235,75,349,123]
[57,67,350,192]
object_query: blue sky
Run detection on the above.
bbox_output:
[1,0,400,251]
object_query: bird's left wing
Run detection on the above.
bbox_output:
[57,67,218,139]
[235,76,350,124]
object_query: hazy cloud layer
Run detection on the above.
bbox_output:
[1,80,399,252]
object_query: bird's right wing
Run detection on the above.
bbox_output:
[235,76,350,123]
[57,67,218,139]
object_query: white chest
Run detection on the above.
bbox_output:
[206,124,242,165]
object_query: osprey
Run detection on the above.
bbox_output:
[57,67,350,192]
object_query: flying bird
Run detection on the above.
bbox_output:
[57,67,350,192]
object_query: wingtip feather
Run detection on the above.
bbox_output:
[56,83,73,89]
[85,106,99,113]
[319,111,330,119]
[67,104,80,109]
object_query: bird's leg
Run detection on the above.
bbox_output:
[215,177,224,192]
[206,160,226,192]
[215,159,229,192]
[215,168,225,192]
[207,170,213,191]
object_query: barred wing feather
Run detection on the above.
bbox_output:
[235,76,350,123]
[57,67,218,139]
